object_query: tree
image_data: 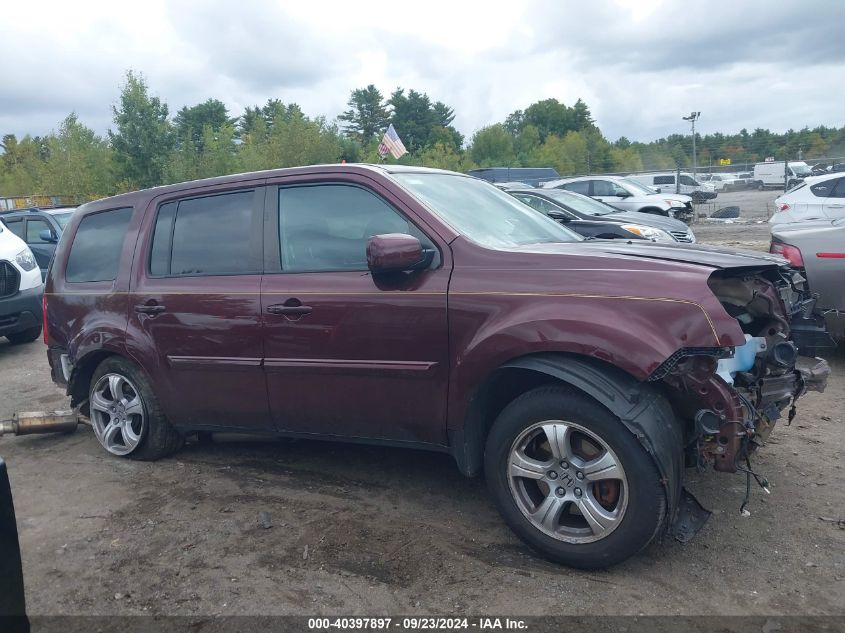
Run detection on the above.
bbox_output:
[338,85,389,143]
[109,70,173,188]
[41,113,114,199]
[469,124,515,166]
[521,98,575,142]
[174,98,233,151]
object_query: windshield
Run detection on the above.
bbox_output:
[790,164,812,176]
[51,211,74,229]
[542,190,619,216]
[394,173,582,248]
[617,178,657,195]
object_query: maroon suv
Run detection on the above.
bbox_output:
[44,165,829,568]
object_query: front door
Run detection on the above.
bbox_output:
[261,178,451,446]
[24,216,56,279]
[126,184,271,431]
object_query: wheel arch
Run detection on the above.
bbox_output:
[449,352,684,527]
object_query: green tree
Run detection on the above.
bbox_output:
[41,113,114,199]
[109,70,174,188]
[0,135,46,195]
[174,98,233,151]
[338,84,390,143]
[469,124,515,166]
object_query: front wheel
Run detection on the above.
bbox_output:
[484,386,667,569]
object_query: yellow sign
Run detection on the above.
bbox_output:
[719,158,732,166]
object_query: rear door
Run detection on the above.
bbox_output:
[261,174,451,445]
[823,177,845,219]
[126,183,271,431]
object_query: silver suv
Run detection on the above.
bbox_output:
[542,175,694,223]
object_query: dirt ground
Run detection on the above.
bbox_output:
[1,189,843,617]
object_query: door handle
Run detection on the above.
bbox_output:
[266,300,313,318]
[135,303,166,315]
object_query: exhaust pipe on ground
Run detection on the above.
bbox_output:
[0,410,79,437]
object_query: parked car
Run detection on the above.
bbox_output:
[770,173,845,224]
[468,167,561,188]
[700,173,745,192]
[737,172,758,189]
[626,172,716,201]
[44,164,828,568]
[771,219,845,343]
[0,221,43,344]
[542,175,695,223]
[507,188,696,243]
[753,161,812,190]
[0,206,76,280]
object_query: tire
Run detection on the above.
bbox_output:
[89,356,183,460]
[5,325,42,344]
[758,183,765,191]
[484,385,666,569]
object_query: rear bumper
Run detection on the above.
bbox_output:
[0,285,42,337]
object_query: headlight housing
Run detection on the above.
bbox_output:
[15,248,37,272]
[620,224,675,243]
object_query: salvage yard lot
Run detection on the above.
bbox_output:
[1,195,843,616]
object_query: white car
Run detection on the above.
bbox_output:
[769,173,845,225]
[0,219,44,343]
[542,175,694,222]
[701,173,744,192]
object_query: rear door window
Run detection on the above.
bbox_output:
[654,175,674,185]
[829,178,845,198]
[148,190,262,277]
[66,207,133,283]
[560,181,590,195]
[3,218,24,239]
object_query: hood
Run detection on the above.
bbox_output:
[598,210,690,232]
[511,239,787,270]
[0,223,27,257]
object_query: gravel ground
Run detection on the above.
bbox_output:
[1,197,843,617]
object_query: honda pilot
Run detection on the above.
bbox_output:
[44,165,830,568]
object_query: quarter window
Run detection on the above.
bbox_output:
[810,181,832,197]
[654,175,674,185]
[149,190,260,276]
[278,184,432,273]
[66,207,133,283]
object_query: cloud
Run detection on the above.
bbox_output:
[0,0,842,146]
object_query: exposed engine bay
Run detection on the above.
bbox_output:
[659,265,831,483]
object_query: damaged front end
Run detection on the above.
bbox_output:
[659,265,831,478]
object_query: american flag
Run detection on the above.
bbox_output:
[377,124,408,159]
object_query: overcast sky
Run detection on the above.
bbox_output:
[3,0,844,145]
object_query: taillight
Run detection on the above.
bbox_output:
[42,292,48,345]
[778,203,790,211]
[770,241,804,267]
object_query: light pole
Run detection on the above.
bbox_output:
[682,111,701,181]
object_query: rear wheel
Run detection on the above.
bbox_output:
[484,386,666,568]
[5,325,41,344]
[89,357,183,460]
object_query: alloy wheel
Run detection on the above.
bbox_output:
[90,373,146,456]
[507,420,628,543]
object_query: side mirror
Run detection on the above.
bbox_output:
[655,187,662,193]
[616,191,632,198]
[547,210,570,223]
[366,233,431,273]
[38,229,57,243]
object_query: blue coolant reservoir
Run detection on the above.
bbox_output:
[716,334,768,385]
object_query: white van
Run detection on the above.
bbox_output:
[753,161,812,190]
[0,219,44,343]
[626,172,716,200]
